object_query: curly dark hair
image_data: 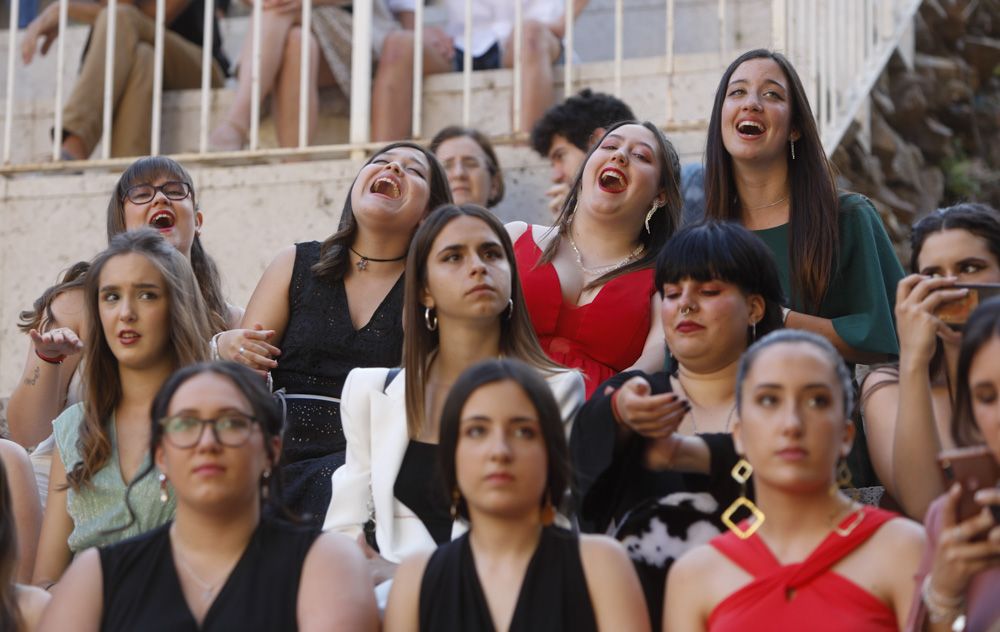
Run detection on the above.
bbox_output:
[530,88,635,157]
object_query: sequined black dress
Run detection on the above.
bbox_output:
[272,241,404,525]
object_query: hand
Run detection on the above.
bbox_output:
[355,533,397,586]
[545,183,570,217]
[29,327,83,360]
[423,26,454,63]
[22,3,60,65]
[895,274,966,366]
[926,483,1000,602]
[218,324,281,374]
[613,376,689,439]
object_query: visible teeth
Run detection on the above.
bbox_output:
[150,212,174,228]
[600,170,625,188]
[738,121,765,134]
[372,177,401,198]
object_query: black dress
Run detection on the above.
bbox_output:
[272,241,404,524]
[571,370,745,630]
[99,518,319,631]
[419,527,598,632]
[394,440,452,545]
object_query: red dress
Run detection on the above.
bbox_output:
[514,230,655,398]
[707,506,900,632]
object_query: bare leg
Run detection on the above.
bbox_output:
[503,20,561,134]
[370,30,451,142]
[272,27,336,147]
[210,10,297,149]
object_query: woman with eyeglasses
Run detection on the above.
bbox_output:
[31,228,213,590]
[39,362,378,631]
[9,156,240,510]
[213,142,452,525]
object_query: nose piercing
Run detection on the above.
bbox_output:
[681,306,692,316]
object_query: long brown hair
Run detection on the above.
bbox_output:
[311,142,453,282]
[704,49,839,311]
[0,459,22,632]
[402,205,563,437]
[17,261,90,333]
[67,228,212,491]
[107,156,229,334]
[542,120,681,290]
[952,298,1000,447]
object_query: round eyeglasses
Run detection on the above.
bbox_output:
[123,181,192,205]
[158,414,257,448]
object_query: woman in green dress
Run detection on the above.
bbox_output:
[702,48,903,365]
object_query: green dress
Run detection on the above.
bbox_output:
[754,193,904,357]
[52,403,175,554]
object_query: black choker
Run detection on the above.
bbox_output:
[350,247,406,271]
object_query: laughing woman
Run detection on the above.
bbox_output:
[703,49,903,364]
[32,229,213,589]
[507,121,682,397]
[216,142,451,524]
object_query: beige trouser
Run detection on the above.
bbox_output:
[62,4,225,157]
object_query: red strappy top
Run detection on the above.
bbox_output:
[514,230,655,398]
[707,506,900,632]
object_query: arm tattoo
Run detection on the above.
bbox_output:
[24,366,40,386]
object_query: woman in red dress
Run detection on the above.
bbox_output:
[507,121,681,397]
[665,330,924,631]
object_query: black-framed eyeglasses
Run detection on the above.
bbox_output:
[158,414,257,448]
[122,181,192,205]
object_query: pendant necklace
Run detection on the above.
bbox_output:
[171,529,230,603]
[350,247,406,272]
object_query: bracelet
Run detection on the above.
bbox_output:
[922,575,965,625]
[35,348,66,365]
[209,331,224,362]
[781,307,791,325]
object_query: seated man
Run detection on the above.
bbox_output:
[530,88,634,216]
[374,0,589,141]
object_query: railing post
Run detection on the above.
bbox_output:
[199,0,215,153]
[411,0,424,138]
[101,0,116,158]
[51,0,68,160]
[151,0,166,155]
[563,0,574,97]
[614,0,623,98]
[718,0,727,66]
[771,0,786,51]
[665,0,675,123]
[348,0,372,157]
[3,0,20,164]
[512,0,522,134]
[297,0,312,148]
[249,0,263,150]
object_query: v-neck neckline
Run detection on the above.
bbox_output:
[465,529,546,632]
[339,272,404,333]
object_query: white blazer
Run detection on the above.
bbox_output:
[322,366,584,563]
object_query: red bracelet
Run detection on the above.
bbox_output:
[35,348,66,365]
[610,388,624,424]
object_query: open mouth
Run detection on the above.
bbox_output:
[149,210,176,230]
[737,120,766,136]
[598,168,628,193]
[370,176,401,199]
[118,331,140,344]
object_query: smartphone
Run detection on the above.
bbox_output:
[936,283,1000,329]
[938,445,1000,525]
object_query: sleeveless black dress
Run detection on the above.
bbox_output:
[271,241,404,524]
[419,527,598,632]
[99,518,319,631]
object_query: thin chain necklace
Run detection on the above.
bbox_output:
[170,528,234,603]
[349,247,406,272]
[673,375,736,433]
[566,228,643,276]
[743,194,789,211]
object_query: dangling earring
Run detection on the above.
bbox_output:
[505,298,514,321]
[424,306,438,331]
[158,472,170,504]
[449,487,462,521]
[722,458,765,539]
[540,491,556,526]
[751,320,758,342]
[644,202,660,234]
[261,469,271,500]
[790,139,796,160]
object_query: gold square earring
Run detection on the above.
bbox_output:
[721,458,765,539]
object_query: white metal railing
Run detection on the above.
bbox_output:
[1,0,924,172]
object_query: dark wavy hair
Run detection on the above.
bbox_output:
[107,156,230,334]
[311,142,452,281]
[438,359,571,522]
[430,126,505,208]
[655,221,786,368]
[704,49,839,312]
[0,459,23,632]
[542,120,682,290]
[121,361,294,529]
[530,88,636,156]
[952,298,1000,447]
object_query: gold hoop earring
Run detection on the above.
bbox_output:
[722,459,765,539]
[424,306,438,331]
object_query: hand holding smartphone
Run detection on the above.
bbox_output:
[938,445,1000,525]
[935,283,1000,329]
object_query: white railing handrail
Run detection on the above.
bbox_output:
[1,0,925,173]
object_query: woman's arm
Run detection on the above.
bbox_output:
[626,295,666,374]
[663,546,714,632]
[783,310,888,365]
[217,245,296,372]
[32,444,74,588]
[0,440,42,583]
[36,548,102,632]
[580,535,651,632]
[383,552,431,632]
[298,533,379,632]
[7,291,85,448]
